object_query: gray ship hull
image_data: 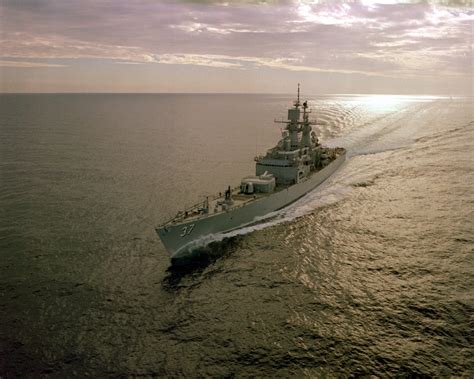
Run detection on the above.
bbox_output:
[156,151,346,259]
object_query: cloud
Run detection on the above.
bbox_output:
[1,33,157,63]
[0,59,67,68]
[0,0,472,79]
[157,53,242,68]
[154,53,408,78]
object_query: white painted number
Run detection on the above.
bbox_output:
[180,224,195,237]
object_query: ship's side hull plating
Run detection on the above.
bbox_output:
[156,151,346,259]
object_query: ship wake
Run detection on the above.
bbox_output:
[170,97,468,263]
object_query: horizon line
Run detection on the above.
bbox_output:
[0,92,469,97]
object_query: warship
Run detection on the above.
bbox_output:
[156,86,346,260]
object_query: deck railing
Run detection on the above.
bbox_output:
[160,185,243,226]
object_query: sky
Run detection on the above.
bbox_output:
[0,0,472,94]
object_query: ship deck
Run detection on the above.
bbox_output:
[164,187,273,226]
[160,147,345,227]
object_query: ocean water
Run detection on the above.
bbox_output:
[0,93,473,376]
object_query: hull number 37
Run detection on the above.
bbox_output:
[180,224,195,237]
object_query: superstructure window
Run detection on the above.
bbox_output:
[257,163,291,167]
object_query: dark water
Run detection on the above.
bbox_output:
[1,94,473,376]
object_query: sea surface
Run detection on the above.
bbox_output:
[0,93,473,376]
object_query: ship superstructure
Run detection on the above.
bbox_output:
[156,86,346,261]
[254,84,331,186]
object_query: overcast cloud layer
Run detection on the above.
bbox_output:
[0,0,472,93]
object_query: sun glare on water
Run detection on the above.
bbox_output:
[351,94,445,113]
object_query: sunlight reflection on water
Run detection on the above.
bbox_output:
[334,94,448,113]
[0,94,472,377]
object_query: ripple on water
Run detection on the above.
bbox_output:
[1,95,472,376]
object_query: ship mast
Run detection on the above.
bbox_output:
[273,84,316,150]
[295,83,300,107]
